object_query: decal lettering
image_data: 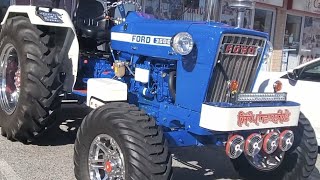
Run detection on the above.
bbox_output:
[132,35,151,44]
[111,32,172,47]
[240,46,248,54]
[225,44,233,54]
[248,46,257,55]
[233,45,241,53]
[237,109,291,127]
[223,44,259,56]
[154,38,171,45]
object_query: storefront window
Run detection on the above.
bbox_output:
[301,16,320,65]
[253,9,274,39]
[282,14,302,71]
[182,0,207,21]
[144,0,207,21]
[284,15,302,50]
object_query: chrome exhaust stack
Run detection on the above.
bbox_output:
[226,130,294,159]
[228,0,255,28]
[226,135,245,159]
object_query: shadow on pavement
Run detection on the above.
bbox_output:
[171,146,241,180]
[33,104,91,146]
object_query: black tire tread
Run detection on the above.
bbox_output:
[74,102,172,180]
[0,16,63,142]
[232,113,318,180]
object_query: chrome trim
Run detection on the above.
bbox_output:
[207,34,267,102]
[236,93,287,102]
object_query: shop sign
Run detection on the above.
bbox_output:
[291,0,320,14]
[255,0,284,7]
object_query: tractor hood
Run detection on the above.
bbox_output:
[111,12,269,61]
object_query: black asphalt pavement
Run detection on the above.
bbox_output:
[0,104,319,180]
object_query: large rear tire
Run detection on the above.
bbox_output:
[74,102,172,180]
[0,16,63,142]
[232,113,318,180]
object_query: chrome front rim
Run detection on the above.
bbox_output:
[88,134,125,180]
[245,130,285,171]
[245,150,285,171]
[0,44,20,115]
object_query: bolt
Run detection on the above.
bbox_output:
[123,24,128,31]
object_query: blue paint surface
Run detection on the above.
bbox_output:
[74,12,299,147]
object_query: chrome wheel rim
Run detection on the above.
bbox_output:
[88,134,125,180]
[0,44,20,115]
[245,150,285,171]
[245,129,285,171]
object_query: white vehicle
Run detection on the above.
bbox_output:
[254,58,320,146]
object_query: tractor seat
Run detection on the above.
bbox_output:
[79,21,110,41]
[74,0,111,45]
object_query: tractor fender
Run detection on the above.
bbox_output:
[1,5,79,92]
[87,78,128,109]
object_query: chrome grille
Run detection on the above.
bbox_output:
[206,34,266,102]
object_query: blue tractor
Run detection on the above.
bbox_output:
[71,1,317,180]
[0,0,317,180]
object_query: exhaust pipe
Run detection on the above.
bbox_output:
[245,133,263,157]
[228,0,255,28]
[279,130,294,152]
[263,132,280,154]
[226,135,244,159]
[226,130,294,159]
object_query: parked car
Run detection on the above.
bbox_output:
[254,58,320,146]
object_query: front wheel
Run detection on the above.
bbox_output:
[74,102,172,180]
[232,113,318,180]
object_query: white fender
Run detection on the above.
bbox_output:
[87,78,128,109]
[1,5,79,91]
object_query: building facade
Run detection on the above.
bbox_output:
[253,0,320,71]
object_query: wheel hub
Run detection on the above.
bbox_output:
[105,161,113,173]
[88,134,125,180]
[0,44,20,115]
[245,130,285,171]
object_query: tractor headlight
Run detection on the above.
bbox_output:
[171,32,194,55]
